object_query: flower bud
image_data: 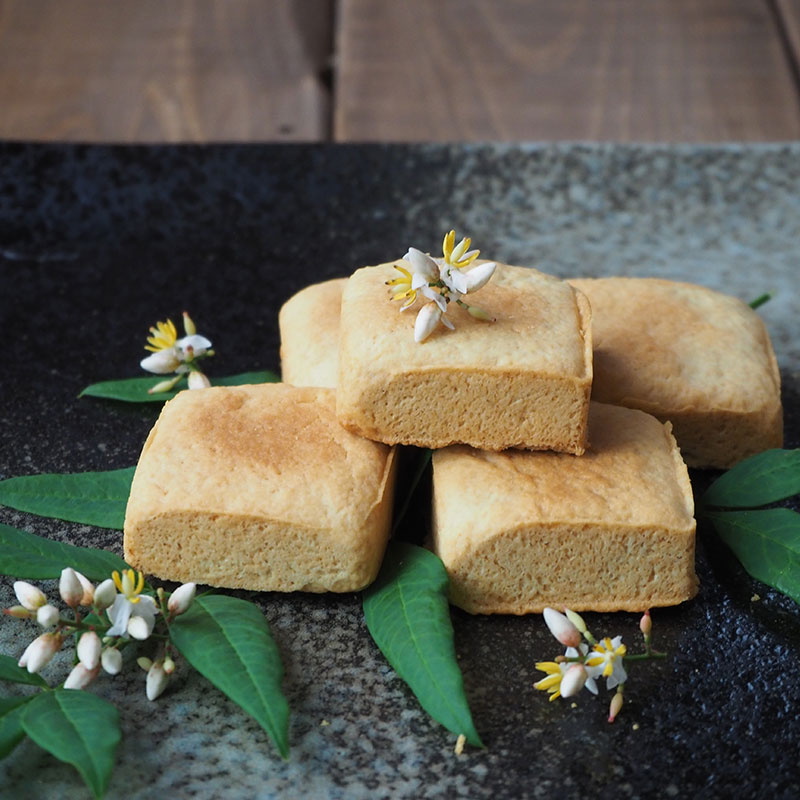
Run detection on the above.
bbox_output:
[74,571,95,606]
[463,261,496,293]
[564,609,588,635]
[101,647,123,675]
[146,661,169,701]
[148,375,183,394]
[59,568,84,608]
[63,663,99,690]
[137,656,153,672]
[560,664,589,698]
[168,583,196,616]
[36,604,60,628]
[543,608,582,649]
[93,579,117,611]
[163,655,176,675]
[608,690,624,723]
[466,305,494,321]
[5,605,33,619]
[77,631,102,670]
[640,609,652,638]
[182,311,197,336]
[13,581,47,611]
[187,371,211,390]
[18,632,62,673]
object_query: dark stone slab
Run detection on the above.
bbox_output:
[0,142,798,799]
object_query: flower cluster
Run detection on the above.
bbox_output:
[387,230,497,342]
[7,567,195,700]
[140,311,214,393]
[534,607,662,722]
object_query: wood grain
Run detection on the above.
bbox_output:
[775,0,800,85]
[335,0,800,141]
[0,0,333,142]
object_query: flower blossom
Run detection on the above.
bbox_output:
[585,636,628,690]
[387,230,497,343]
[106,569,157,640]
[18,632,63,674]
[140,312,213,391]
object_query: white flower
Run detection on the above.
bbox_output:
[13,581,47,611]
[36,604,60,628]
[101,647,123,675]
[168,583,196,616]
[59,568,84,608]
[404,247,439,281]
[543,607,582,649]
[77,631,102,670]
[106,569,157,640]
[18,632,62,673]
[63,663,99,690]
[187,371,211,390]
[176,334,212,360]
[141,348,182,374]
[93,578,117,611]
[146,660,169,701]
[585,636,628,690]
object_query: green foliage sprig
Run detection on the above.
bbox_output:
[701,448,800,605]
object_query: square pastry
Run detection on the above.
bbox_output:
[124,383,396,592]
[337,262,593,453]
[569,277,782,468]
[279,277,347,389]
[431,403,698,614]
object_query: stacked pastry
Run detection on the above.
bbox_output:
[124,251,782,613]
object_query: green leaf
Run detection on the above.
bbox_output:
[0,467,134,529]
[169,595,290,758]
[79,370,280,403]
[702,449,800,509]
[0,695,34,758]
[707,508,800,603]
[0,654,49,688]
[0,522,128,580]
[363,541,482,747]
[22,689,120,799]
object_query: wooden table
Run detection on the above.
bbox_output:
[1,0,800,142]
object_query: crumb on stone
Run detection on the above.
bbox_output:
[320,719,330,727]
[751,594,760,602]
[570,702,578,709]
[632,723,640,731]
[454,734,466,755]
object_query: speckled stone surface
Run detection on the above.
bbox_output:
[0,143,798,800]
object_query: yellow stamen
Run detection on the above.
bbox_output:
[112,570,123,593]
[144,319,178,352]
[534,674,562,691]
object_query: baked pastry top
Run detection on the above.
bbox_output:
[432,402,697,614]
[336,261,593,453]
[124,383,396,592]
[279,277,346,389]
[569,276,782,468]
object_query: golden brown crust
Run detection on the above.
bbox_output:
[336,261,593,453]
[570,277,783,468]
[279,278,347,388]
[123,384,396,592]
[431,403,698,614]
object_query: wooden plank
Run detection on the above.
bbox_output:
[335,0,800,141]
[0,0,333,142]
